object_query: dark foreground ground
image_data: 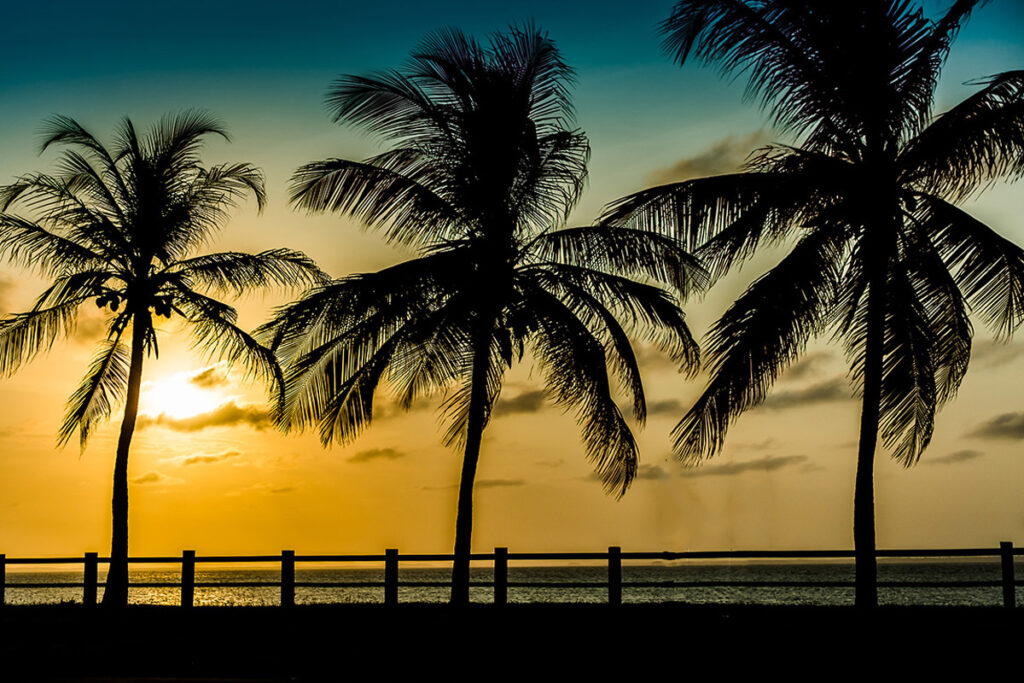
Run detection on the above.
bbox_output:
[1,603,1019,681]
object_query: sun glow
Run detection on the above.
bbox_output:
[140,370,227,419]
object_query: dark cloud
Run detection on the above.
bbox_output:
[634,344,679,370]
[265,486,296,495]
[131,471,180,485]
[422,478,525,491]
[646,130,771,185]
[189,366,230,389]
[0,275,16,314]
[476,478,525,488]
[924,449,985,466]
[680,455,808,478]
[637,464,670,480]
[72,310,109,343]
[495,390,545,415]
[734,438,776,451]
[782,351,835,381]
[761,377,849,410]
[971,340,1024,369]
[647,399,684,416]
[969,413,1024,440]
[349,447,405,464]
[137,401,272,432]
[180,450,241,466]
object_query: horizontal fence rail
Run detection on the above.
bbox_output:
[0,542,1019,608]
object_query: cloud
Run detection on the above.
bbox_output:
[971,340,1024,369]
[476,478,525,488]
[536,459,565,468]
[189,365,230,389]
[782,351,835,381]
[0,275,16,314]
[733,438,776,451]
[349,447,405,464]
[265,485,296,495]
[761,377,849,410]
[969,413,1024,440]
[680,455,808,478]
[647,399,684,416]
[634,344,680,370]
[423,478,525,491]
[637,464,671,480]
[646,130,772,185]
[924,449,985,466]
[495,390,545,415]
[137,401,272,432]
[173,450,241,466]
[72,309,109,343]
[131,471,182,485]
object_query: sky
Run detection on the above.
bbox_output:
[1,0,1023,559]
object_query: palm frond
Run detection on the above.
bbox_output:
[58,338,129,449]
[290,158,460,246]
[168,249,326,296]
[674,221,848,462]
[916,192,1024,336]
[901,70,1024,201]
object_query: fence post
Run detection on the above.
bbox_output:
[1001,541,1015,609]
[83,552,98,607]
[494,547,508,606]
[608,546,622,606]
[281,550,295,608]
[181,550,195,608]
[384,549,398,605]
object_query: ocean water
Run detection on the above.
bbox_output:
[2,562,1012,607]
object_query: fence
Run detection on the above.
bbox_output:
[0,542,1019,607]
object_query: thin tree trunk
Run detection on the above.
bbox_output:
[854,251,886,610]
[101,316,147,608]
[451,330,491,606]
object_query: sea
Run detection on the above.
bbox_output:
[2,561,1013,606]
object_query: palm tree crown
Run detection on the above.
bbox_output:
[604,0,1024,607]
[261,26,705,603]
[0,112,325,605]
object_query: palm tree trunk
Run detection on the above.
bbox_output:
[854,259,885,610]
[101,317,146,608]
[451,331,491,606]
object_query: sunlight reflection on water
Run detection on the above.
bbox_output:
[3,563,1008,606]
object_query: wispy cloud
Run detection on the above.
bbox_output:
[647,399,684,416]
[637,464,671,480]
[349,447,405,464]
[423,478,525,491]
[782,351,835,381]
[495,390,545,415]
[969,413,1024,440]
[924,449,985,466]
[477,478,525,488]
[646,130,771,185]
[171,450,242,466]
[971,340,1024,369]
[189,365,230,389]
[680,455,808,478]
[761,377,849,410]
[137,401,272,432]
[131,471,183,485]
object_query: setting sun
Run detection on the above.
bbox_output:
[139,369,229,419]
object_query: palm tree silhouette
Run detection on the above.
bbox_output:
[260,26,705,604]
[604,1,1024,607]
[0,112,325,607]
